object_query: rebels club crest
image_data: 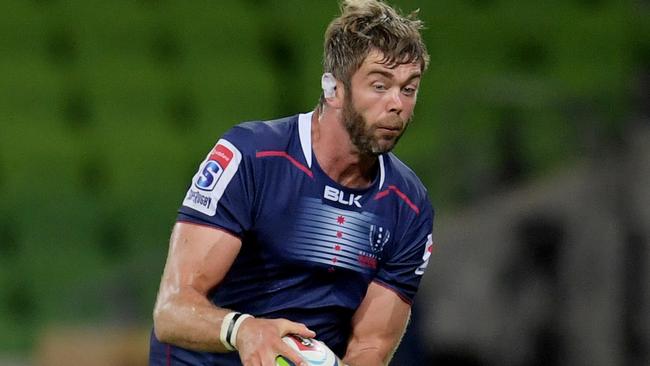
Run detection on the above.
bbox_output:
[369,225,390,253]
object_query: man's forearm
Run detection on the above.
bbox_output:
[153,290,234,352]
[343,349,386,366]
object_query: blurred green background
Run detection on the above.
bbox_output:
[0,0,648,364]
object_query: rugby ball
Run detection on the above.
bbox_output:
[276,335,342,366]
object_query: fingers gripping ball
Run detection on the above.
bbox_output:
[276,335,343,366]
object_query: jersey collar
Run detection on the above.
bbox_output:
[298,111,386,190]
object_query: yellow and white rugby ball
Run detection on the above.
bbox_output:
[276,335,342,366]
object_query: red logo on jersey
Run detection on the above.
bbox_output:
[209,144,234,167]
[358,254,378,269]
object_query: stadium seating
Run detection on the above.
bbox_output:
[0,0,645,359]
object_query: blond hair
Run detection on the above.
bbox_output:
[322,0,429,89]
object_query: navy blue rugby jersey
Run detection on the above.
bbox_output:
[150,112,434,365]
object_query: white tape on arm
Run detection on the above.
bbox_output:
[229,313,254,350]
[219,312,239,351]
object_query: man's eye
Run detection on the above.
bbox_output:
[402,87,417,96]
[373,83,387,91]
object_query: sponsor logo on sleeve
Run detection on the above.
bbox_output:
[415,234,434,275]
[183,139,241,216]
[195,144,234,191]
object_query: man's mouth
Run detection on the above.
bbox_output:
[376,123,402,134]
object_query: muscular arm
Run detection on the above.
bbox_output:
[153,222,314,365]
[343,282,412,366]
[153,221,243,352]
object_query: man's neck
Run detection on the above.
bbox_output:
[311,108,378,189]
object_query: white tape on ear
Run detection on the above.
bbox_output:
[321,73,337,98]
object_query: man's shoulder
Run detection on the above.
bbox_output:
[382,152,430,207]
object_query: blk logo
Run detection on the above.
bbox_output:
[324,185,362,208]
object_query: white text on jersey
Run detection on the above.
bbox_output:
[323,185,362,208]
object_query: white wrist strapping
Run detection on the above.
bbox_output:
[219,312,238,351]
[229,313,253,349]
[219,312,253,351]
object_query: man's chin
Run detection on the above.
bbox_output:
[370,140,397,154]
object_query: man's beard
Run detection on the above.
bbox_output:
[342,93,410,156]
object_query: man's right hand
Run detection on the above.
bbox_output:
[235,317,316,366]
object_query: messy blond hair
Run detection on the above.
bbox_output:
[322,0,429,93]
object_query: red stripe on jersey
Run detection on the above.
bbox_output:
[256,151,314,178]
[373,185,420,215]
[374,190,391,200]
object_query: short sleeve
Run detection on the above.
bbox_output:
[374,199,435,304]
[177,128,255,237]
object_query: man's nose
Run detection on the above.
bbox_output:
[387,89,403,115]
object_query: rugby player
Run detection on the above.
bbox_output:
[150,1,434,365]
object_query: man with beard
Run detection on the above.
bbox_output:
[150,1,434,365]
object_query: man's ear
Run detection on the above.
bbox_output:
[321,73,344,109]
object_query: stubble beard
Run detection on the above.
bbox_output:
[342,92,410,156]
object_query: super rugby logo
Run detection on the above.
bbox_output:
[186,190,211,208]
[195,144,234,191]
[323,185,362,208]
[183,139,241,216]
